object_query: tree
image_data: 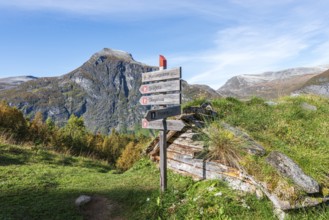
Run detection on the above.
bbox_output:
[58,114,88,155]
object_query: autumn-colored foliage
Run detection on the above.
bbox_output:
[0,102,150,168]
[0,101,28,141]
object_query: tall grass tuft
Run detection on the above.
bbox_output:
[204,123,242,169]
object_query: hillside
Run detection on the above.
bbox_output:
[0,48,220,133]
[294,69,329,97]
[217,67,327,99]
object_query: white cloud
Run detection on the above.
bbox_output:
[1,0,329,89]
[0,0,228,19]
[167,1,329,89]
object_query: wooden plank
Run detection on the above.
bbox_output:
[167,143,202,158]
[142,119,185,131]
[139,80,180,94]
[142,67,181,83]
[144,106,181,121]
[139,93,180,106]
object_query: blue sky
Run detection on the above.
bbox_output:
[0,0,329,89]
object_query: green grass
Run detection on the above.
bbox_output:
[0,142,274,219]
[206,95,329,193]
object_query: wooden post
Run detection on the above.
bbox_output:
[140,55,183,192]
[159,55,167,192]
[160,119,167,191]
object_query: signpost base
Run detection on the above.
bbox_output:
[159,119,167,192]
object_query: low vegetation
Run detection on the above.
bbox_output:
[1,94,329,219]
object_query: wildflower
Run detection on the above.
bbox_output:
[214,192,222,197]
[193,196,200,201]
[207,186,215,192]
[146,197,150,202]
[199,207,204,215]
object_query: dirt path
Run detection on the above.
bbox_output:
[80,196,124,220]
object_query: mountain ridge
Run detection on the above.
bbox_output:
[217,66,329,99]
[0,48,220,133]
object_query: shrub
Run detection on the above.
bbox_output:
[0,101,28,141]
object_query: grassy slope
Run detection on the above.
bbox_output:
[0,143,276,220]
[186,95,329,192]
[1,143,328,219]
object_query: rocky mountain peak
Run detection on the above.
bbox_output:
[89,48,135,64]
[0,48,220,134]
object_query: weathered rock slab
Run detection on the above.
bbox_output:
[266,151,319,194]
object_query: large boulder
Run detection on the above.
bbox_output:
[266,151,319,194]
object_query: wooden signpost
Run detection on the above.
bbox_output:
[139,93,181,106]
[144,106,181,121]
[142,118,185,131]
[142,67,181,82]
[140,55,184,192]
[139,80,180,94]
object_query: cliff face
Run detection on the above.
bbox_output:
[63,49,158,133]
[0,48,220,133]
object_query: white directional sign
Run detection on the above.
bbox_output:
[139,80,180,94]
[142,67,181,83]
[142,119,185,131]
[144,106,181,121]
[139,93,181,106]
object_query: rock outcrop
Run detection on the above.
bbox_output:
[266,151,319,194]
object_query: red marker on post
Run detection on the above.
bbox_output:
[159,55,167,70]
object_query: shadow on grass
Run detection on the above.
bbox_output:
[0,145,32,166]
[79,159,112,173]
[0,187,158,220]
[0,155,26,165]
[0,144,112,173]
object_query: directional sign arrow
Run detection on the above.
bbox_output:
[142,119,185,131]
[139,80,180,94]
[139,93,181,106]
[144,106,181,121]
[142,67,181,83]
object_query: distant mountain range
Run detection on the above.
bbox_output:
[217,67,329,99]
[0,48,220,133]
[1,48,329,133]
[0,76,38,91]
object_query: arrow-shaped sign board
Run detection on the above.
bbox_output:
[139,80,180,94]
[144,106,181,121]
[142,67,181,83]
[142,119,185,131]
[139,93,181,106]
